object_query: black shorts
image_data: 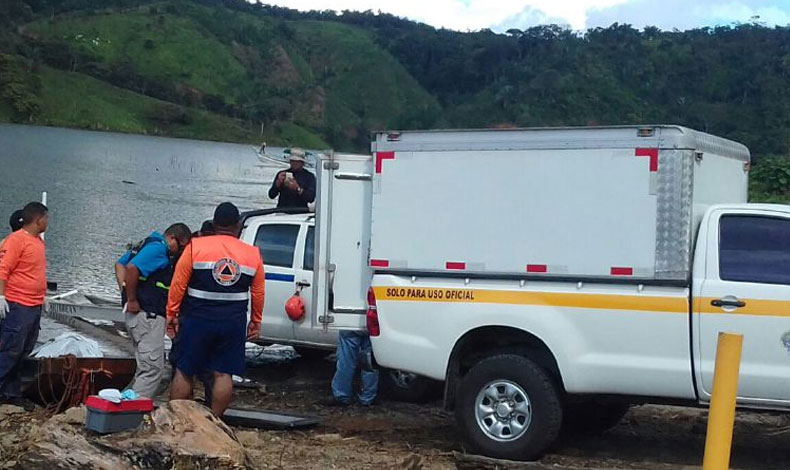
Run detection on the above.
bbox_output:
[175,315,246,377]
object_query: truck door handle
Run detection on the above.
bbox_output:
[296,280,311,288]
[711,299,746,308]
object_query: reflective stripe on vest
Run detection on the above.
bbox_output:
[187,288,250,301]
[193,261,257,277]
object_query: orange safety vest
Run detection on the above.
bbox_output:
[168,235,265,322]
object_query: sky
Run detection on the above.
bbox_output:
[264,0,790,31]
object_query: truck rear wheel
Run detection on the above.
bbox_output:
[456,354,562,461]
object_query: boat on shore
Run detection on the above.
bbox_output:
[44,290,124,323]
[253,147,319,170]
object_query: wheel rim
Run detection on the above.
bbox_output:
[474,380,532,442]
[390,370,416,388]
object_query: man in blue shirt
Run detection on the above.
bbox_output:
[114,223,191,398]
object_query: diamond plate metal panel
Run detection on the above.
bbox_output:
[655,149,694,280]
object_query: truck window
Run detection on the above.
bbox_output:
[719,215,790,284]
[303,226,315,271]
[254,224,300,268]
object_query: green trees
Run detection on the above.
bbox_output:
[0,54,41,121]
[0,0,790,168]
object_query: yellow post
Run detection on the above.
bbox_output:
[702,332,744,470]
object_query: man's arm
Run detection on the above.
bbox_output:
[268,171,284,200]
[166,243,193,322]
[250,261,265,325]
[0,236,22,287]
[0,237,21,316]
[124,264,141,313]
[300,173,316,204]
[247,258,265,340]
[114,262,126,292]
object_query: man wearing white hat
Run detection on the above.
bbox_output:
[268,148,316,209]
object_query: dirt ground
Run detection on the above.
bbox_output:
[234,355,790,469]
[2,353,790,469]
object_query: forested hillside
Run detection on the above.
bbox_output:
[1,0,789,177]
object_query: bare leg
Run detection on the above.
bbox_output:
[170,369,194,400]
[210,372,233,416]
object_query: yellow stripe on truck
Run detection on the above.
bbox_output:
[373,286,689,313]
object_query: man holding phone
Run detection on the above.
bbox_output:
[268,148,316,209]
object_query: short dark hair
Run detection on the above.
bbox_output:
[21,202,48,225]
[213,202,240,228]
[200,220,215,236]
[165,223,192,244]
[8,209,23,232]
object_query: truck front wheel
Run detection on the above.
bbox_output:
[456,354,562,461]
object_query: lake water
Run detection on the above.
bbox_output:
[0,124,283,296]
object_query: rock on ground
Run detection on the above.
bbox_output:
[15,400,258,470]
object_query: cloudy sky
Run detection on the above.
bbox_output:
[265,0,790,31]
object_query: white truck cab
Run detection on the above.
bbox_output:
[239,211,337,349]
[239,154,436,399]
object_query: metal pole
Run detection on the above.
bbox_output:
[702,332,744,470]
[41,191,47,241]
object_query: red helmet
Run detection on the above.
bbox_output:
[285,294,305,321]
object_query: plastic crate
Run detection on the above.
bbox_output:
[85,396,154,434]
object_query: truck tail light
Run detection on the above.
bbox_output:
[366,287,380,337]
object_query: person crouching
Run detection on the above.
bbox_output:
[115,223,192,398]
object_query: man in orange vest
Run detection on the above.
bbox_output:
[0,202,48,410]
[166,202,264,416]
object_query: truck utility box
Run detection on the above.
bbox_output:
[370,126,750,282]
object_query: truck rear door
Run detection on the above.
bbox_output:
[313,153,373,331]
[694,208,790,404]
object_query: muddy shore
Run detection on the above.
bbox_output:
[2,351,789,469]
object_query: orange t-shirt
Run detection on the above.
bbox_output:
[0,230,47,307]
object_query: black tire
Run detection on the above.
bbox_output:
[561,401,630,436]
[456,354,562,461]
[380,368,435,402]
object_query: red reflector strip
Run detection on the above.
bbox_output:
[375,151,395,174]
[446,262,466,271]
[635,148,659,172]
[526,264,548,273]
[611,267,634,276]
[370,259,390,268]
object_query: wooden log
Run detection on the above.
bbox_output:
[452,451,599,470]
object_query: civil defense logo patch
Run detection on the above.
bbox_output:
[212,258,241,286]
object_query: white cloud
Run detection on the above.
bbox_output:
[263,0,630,31]
[587,0,790,30]
[261,0,790,31]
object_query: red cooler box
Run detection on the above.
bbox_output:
[85,396,154,434]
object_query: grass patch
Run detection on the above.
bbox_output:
[33,65,256,142]
[27,8,247,101]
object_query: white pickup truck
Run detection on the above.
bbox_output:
[240,155,433,400]
[364,126,790,460]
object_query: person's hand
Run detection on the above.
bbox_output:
[125,299,140,314]
[0,296,8,320]
[166,316,179,339]
[247,321,261,340]
[276,172,286,188]
[287,179,300,191]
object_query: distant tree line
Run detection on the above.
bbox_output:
[2,0,790,158]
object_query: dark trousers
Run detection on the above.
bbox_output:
[0,303,41,398]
